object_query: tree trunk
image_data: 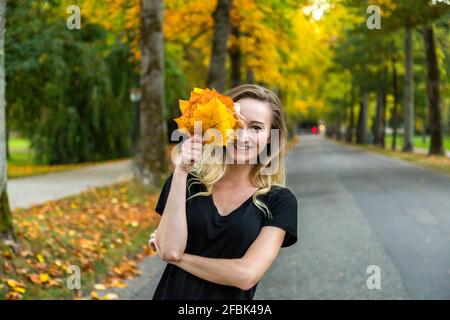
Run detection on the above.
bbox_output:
[356,89,368,144]
[346,103,354,143]
[5,119,9,160]
[135,0,168,188]
[336,120,342,140]
[207,0,233,92]
[374,67,387,148]
[229,25,241,88]
[381,89,387,148]
[403,27,415,152]
[246,67,255,84]
[391,57,399,151]
[423,25,444,155]
[0,0,15,243]
[373,84,384,146]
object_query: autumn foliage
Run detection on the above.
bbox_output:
[174,88,245,145]
[1,180,160,300]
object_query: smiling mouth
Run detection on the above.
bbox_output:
[233,141,252,151]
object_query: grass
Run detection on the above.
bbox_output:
[7,137,130,179]
[332,139,450,177]
[384,134,450,152]
[0,179,161,300]
[8,137,34,166]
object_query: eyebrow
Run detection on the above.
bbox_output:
[248,121,265,125]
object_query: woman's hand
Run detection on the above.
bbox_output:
[148,229,159,253]
[174,134,203,174]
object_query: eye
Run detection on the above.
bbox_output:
[250,125,263,131]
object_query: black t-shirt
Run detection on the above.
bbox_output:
[152,171,298,300]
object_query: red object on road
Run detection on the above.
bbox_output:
[311,127,318,134]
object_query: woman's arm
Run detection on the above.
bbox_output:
[155,167,189,262]
[169,226,285,290]
[156,135,202,262]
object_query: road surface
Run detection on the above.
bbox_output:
[92,136,450,299]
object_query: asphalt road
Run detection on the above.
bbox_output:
[256,135,450,299]
[114,135,450,299]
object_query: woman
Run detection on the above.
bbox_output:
[149,84,298,300]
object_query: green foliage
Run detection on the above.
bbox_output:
[6,1,138,164]
[6,0,191,164]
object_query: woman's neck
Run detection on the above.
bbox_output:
[218,164,256,187]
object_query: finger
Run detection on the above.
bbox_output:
[184,148,200,159]
[181,151,194,164]
[193,155,201,163]
[152,236,160,253]
[184,150,200,163]
[192,134,203,143]
[148,239,156,251]
[182,142,200,153]
[191,142,203,151]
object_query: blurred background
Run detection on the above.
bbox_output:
[0,0,449,300]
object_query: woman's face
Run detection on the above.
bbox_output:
[227,97,273,164]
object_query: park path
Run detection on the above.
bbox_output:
[414,147,450,158]
[112,135,450,299]
[8,160,133,209]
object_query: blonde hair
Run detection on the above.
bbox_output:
[186,84,288,219]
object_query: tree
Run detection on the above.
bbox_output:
[356,88,368,144]
[135,0,168,187]
[423,24,445,155]
[229,24,241,87]
[381,0,450,153]
[7,1,137,164]
[402,27,414,152]
[207,0,233,92]
[373,70,387,147]
[0,0,15,245]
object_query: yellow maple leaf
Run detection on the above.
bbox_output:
[15,287,26,294]
[94,284,107,291]
[101,293,119,300]
[6,279,22,288]
[39,273,50,283]
[174,88,244,146]
[91,290,99,300]
[36,253,45,263]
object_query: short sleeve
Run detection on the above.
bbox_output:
[154,172,174,215]
[263,187,298,248]
[154,172,199,215]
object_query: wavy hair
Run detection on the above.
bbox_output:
[185,84,288,219]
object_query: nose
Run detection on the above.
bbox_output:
[236,127,249,143]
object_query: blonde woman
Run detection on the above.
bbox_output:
[149,84,298,300]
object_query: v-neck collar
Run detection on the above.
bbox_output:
[209,193,254,218]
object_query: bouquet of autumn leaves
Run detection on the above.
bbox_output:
[174,88,245,146]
